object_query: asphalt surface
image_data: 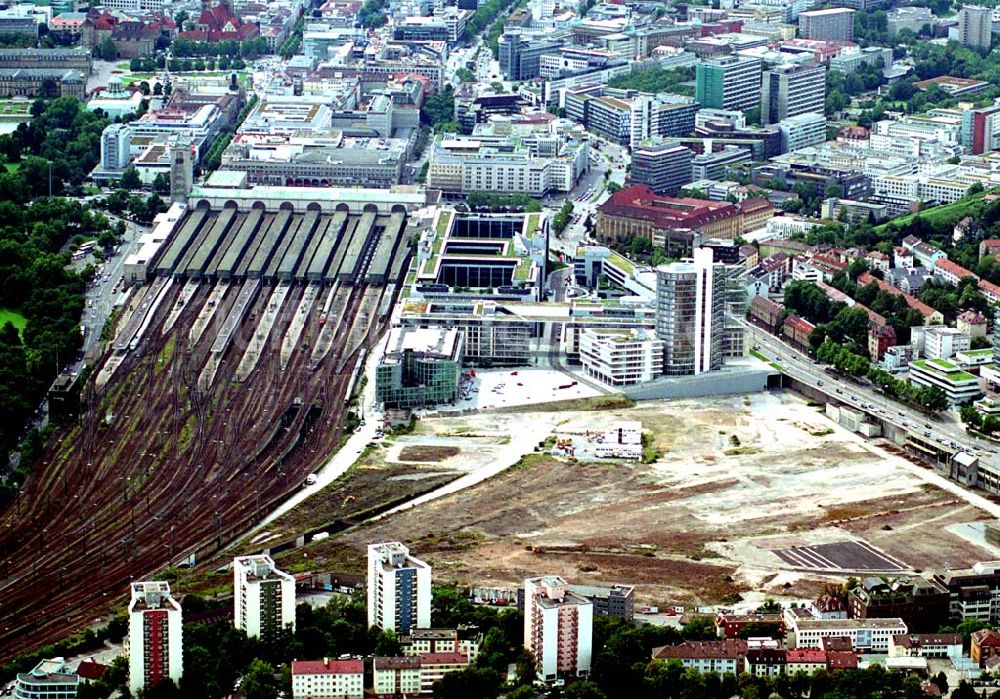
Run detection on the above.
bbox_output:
[746,323,1000,468]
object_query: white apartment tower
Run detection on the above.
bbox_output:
[128,581,183,694]
[100,123,131,171]
[367,542,432,634]
[233,555,296,641]
[524,575,594,682]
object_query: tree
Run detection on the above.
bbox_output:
[432,667,501,699]
[152,172,170,195]
[119,167,142,191]
[565,681,608,699]
[606,182,621,194]
[241,659,280,699]
[97,37,117,61]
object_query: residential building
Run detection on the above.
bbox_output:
[695,55,763,112]
[903,236,949,270]
[524,575,594,681]
[799,8,855,41]
[745,647,787,677]
[972,628,1000,665]
[915,326,972,360]
[233,555,296,642]
[568,584,636,621]
[888,634,963,660]
[958,5,993,49]
[128,581,183,694]
[373,656,422,698]
[418,653,470,694]
[848,576,951,633]
[400,628,481,660]
[14,658,78,699]
[579,328,664,386]
[101,123,131,172]
[934,561,1000,624]
[761,62,826,125]
[375,327,464,409]
[908,358,983,405]
[790,617,908,652]
[629,141,694,195]
[291,658,364,699]
[785,648,828,675]
[785,315,816,350]
[716,613,784,639]
[655,248,725,375]
[651,640,748,675]
[958,310,989,338]
[367,542,432,635]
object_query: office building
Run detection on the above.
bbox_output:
[849,576,951,633]
[14,658,78,699]
[128,581,183,694]
[790,618,908,652]
[564,86,699,148]
[427,133,589,197]
[233,555,296,642]
[761,62,826,125]
[829,46,893,75]
[375,327,464,409]
[368,542,432,635]
[580,328,664,386]
[629,141,693,195]
[690,146,752,181]
[961,103,1000,155]
[498,31,564,81]
[958,6,993,49]
[908,358,983,405]
[887,6,936,36]
[655,248,725,375]
[778,112,827,153]
[291,658,364,699]
[798,8,855,40]
[101,123,131,172]
[524,576,593,682]
[695,56,763,112]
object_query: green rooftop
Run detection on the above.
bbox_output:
[961,348,994,358]
[607,250,635,275]
[912,359,978,382]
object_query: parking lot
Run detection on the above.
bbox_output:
[432,367,603,412]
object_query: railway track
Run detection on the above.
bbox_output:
[0,277,383,662]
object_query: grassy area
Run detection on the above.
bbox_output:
[524,213,539,237]
[499,393,635,413]
[3,163,17,173]
[750,348,783,371]
[874,189,995,233]
[0,307,26,336]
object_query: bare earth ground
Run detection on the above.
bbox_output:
[314,392,998,608]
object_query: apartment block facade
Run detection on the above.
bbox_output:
[128,581,183,694]
[367,542,432,635]
[233,555,296,642]
[524,576,593,681]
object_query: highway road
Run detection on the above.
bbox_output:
[745,323,1000,470]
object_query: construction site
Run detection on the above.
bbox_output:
[249,392,1000,609]
[0,192,415,662]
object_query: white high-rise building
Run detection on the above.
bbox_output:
[100,123,131,171]
[233,555,296,641]
[128,581,183,694]
[367,542,432,634]
[655,247,725,375]
[523,575,593,682]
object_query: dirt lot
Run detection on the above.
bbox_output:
[317,392,998,608]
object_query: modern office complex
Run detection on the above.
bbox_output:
[961,103,1000,155]
[629,141,694,195]
[829,46,893,75]
[798,8,855,40]
[375,327,464,408]
[761,62,826,125]
[233,555,297,642]
[695,55,763,112]
[579,328,664,386]
[563,86,699,148]
[14,658,78,699]
[958,5,993,49]
[101,123,131,171]
[655,248,725,375]
[779,112,827,153]
[427,133,588,197]
[128,581,183,694]
[498,30,565,81]
[367,542,432,635]
[524,576,594,682]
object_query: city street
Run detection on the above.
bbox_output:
[745,323,1000,469]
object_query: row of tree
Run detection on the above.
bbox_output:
[170,37,269,58]
[552,200,574,234]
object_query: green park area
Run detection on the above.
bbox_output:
[0,308,27,336]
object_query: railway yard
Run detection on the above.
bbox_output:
[0,203,411,662]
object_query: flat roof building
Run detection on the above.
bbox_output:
[580,327,664,386]
[375,327,464,409]
[368,542,432,635]
[291,658,363,699]
[524,576,593,682]
[233,555,296,642]
[799,8,855,41]
[655,248,725,375]
[14,658,78,699]
[128,581,183,694]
